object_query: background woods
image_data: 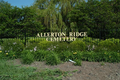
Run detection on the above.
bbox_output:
[0,0,120,39]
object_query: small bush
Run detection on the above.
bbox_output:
[58,51,74,61]
[99,39,115,47]
[46,52,61,65]
[25,42,39,51]
[53,42,70,52]
[97,39,115,51]
[21,50,34,64]
[70,40,85,51]
[34,50,49,61]
[38,41,53,50]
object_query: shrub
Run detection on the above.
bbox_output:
[69,40,85,51]
[34,50,49,61]
[38,41,53,50]
[99,39,115,47]
[58,51,74,61]
[53,42,70,52]
[21,50,34,64]
[97,39,115,51]
[1,39,24,57]
[72,51,82,60]
[46,51,61,65]
[106,38,120,44]
[25,42,39,51]
[82,37,93,43]
[28,38,46,43]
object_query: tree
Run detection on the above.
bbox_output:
[16,7,44,37]
[68,0,118,39]
[0,1,14,38]
[0,1,44,38]
[33,0,85,33]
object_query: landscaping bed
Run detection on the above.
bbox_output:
[6,59,120,80]
[0,37,120,80]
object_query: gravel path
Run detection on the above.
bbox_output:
[8,59,120,80]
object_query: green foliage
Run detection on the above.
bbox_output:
[0,59,70,80]
[0,39,3,45]
[80,51,120,63]
[74,59,82,66]
[53,42,70,52]
[70,40,85,51]
[68,0,120,39]
[46,52,61,65]
[72,51,82,60]
[82,37,93,43]
[0,50,6,59]
[39,69,69,80]
[106,38,120,44]
[34,50,49,61]
[34,0,82,32]
[0,59,37,80]
[28,38,46,43]
[25,42,39,51]
[38,41,53,50]
[98,39,115,51]
[0,1,44,38]
[21,50,34,64]
[101,61,105,66]
[58,51,74,61]
[3,51,16,60]
[1,39,24,57]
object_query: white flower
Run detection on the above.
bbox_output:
[34,46,37,51]
[13,42,17,45]
[0,46,1,50]
[92,45,95,50]
[30,50,33,52]
[47,48,51,50]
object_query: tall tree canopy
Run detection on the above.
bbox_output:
[68,0,120,39]
[33,0,85,33]
[0,1,44,38]
[0,0,120,39]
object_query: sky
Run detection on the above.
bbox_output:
[3,0,88,8]
[3,0,35,8]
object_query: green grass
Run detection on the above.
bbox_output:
[0,59,70,80]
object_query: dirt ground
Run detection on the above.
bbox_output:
[7,59,120,80]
